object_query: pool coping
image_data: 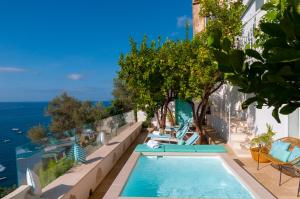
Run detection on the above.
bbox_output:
[103,152,276,199]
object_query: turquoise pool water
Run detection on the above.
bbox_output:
[121,156,254,199]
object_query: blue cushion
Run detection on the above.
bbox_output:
[288,146,300,162]
[194,145,227,153]
[178,140,185,145]
[164,144,196,152]
[135,144,165,152]
[272,149,291,162]
[269,141,291,156]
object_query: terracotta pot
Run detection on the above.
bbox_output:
[250,147,271,163]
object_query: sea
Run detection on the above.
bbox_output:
[0,101,111,187]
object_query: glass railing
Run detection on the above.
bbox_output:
[15,111,135,187]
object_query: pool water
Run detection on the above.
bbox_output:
[121,156,254,198]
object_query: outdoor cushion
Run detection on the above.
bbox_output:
[185,133,199,145]
[194,145,227,153]
[147,133,171,139]
[164,144,196,152]
[269,141,291,156]
[272,149,291,162]
[288,146,300,162]
[135,144,165,152]
[178,140,185,145]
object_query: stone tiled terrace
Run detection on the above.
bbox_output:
[90,127,300,199]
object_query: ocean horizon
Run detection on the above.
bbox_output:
[0,101,111,187]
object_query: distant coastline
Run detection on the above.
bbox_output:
[0,101,111,187]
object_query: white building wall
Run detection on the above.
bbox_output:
[253,107,289,139]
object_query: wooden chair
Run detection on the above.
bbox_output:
[257,137,300,186]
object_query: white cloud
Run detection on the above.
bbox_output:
[0,67,26,73]
[177,15,192,28]
[67,73,83,80]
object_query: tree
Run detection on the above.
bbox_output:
[209,0,300,122]
[27,125,47,143]
[46,92,98,136]
[112,77,135,112]
[118,38,181,129]
[177,0,245,138]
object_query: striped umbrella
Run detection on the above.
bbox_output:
[68,134,86,163]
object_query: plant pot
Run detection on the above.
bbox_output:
[250,147,270,163]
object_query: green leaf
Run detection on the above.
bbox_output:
[261,2,277,11]
[242,97,258,109]
[207,30,222,48]
[222,38,232,52]
[280,103,300,115]
[268,48,300,63]
[260,23,286,37]
[245,49,264,62]
[229,50,245,73]
[272,107,281,123]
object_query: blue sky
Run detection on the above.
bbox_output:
[0,0,192,102]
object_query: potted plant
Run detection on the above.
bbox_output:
[250,124,275,162]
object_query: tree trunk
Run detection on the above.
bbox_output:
[167,107,175,126]
[155,110,161,128]
[160,101,169,129]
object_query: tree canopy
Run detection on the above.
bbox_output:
[27,124,47,143]
[46,92,101,135]
[118,38,183,128]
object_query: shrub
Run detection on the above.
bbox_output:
[38,158,74,187]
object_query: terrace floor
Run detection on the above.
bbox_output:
[90,128,300,199]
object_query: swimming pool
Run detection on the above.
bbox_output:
[121,156,253,198]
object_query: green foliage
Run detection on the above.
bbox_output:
[174,0,245,132]
[118,37,183,128]
[254,0,289,47]
[209,0,300,123]
[38,158,74,187]
[111,77,135,113]
[27,124,47,143]
[0,185,16,198]
[198,0,245,41]
[46,92,99,135]
[250,124,276,147]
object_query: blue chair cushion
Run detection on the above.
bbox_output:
[178,140,185,145]
[288,146,300,162]
[185,133,199,145]
[194,145,227,153]
[164,144,196,152]
[272,149,291,162]
[135,144,165,152]
[269,141,291,156]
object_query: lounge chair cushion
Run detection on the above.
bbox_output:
[135,144,165,152]
[178,140,185,145]
[164,144,196,152]
[194,145,227,153]
[272,149,291,162]
[288,146,300,162]
[185,133,199,145]
[269,141,291,156]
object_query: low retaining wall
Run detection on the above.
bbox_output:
[42,122,142,199]
[5,122,142,199]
